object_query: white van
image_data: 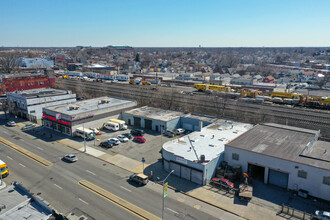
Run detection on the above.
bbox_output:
[109,119,127,130]
[75,127,95,140]
[104,122,120,131]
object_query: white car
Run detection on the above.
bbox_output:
[117,135,129,142]
[7,121,17,126]
[108,138,120,145]
[176,128,185,135]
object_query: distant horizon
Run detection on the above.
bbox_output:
[1,46,330,49]
[1,0,329,47]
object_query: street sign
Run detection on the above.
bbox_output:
[142,157,145,163]
[164,182,168,197]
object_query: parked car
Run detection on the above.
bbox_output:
[210,177,234,189]
[108,138,120,145]
[176,128,185,135]
[315,210,330,220]
[164,130,175,138]
[131,129,145,136]
[7,121,16,127]
[21,123,36,131]
[90,128,101,135]
[123,133,133,139]
[117,135,129,142]
[129,173,148,185]
[133,136,146,143]
[99,141,113,148]
[63,154,78,162]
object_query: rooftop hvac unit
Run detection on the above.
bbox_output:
[200,154,205,162]
[100,98,110,104]
[69,105,79,110]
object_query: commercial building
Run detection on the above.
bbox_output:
[7,88,76,121]
[122,106,213,133]
[0,72,55,95]
[42,96,137,136]
[224,123,330,201]
[162,121,253,185]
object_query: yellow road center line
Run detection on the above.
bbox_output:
[0,137,53,167]
[78,180,161,220]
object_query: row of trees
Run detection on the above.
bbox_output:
[0,51,22,74]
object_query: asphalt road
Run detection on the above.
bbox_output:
[0,124,243,220]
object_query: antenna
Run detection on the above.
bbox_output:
[187,136,199,161]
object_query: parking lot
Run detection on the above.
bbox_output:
[81,126,173,165]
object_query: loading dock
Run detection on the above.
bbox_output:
[248,163,265,181]
[268,169,289,188]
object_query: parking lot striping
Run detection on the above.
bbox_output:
[79,198,89,205]
[0,137,53,167]
[166,208,178,214]
[78,180,161,220]
[120,186,132,192]
[6,156,13,160]
[54,184,63,190]
[36,146,43,151]
[19,163,26,167]
[86,170,96,176]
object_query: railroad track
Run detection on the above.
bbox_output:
[57,79,330,136]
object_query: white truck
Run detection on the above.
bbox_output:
[104,122,120,131]
[75,127,95,140]
[109,119,127,130]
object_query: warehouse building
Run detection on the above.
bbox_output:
[224,123,330,201]
[42,96,136,136]
[162,121,253,185]
[7,88,76,122]
[122,106,214,133]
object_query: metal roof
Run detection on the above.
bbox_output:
[226,123,329,170]
[125,106,186,122]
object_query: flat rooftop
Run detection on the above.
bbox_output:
[0,184,52,220]
[125,106,186,122]
[8,88,71,98]
[226,123,329,170]
[46,96,135,116]
[163,121,253,163]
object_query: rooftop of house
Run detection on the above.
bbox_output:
[225,123,329,170]
[45,96,136,116]
[163,121,253,163]
[125,106,187,122]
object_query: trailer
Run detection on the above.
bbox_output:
[238,184,253,202]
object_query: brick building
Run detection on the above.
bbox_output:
[0,72,55,95]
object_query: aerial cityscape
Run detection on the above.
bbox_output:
[0,1,329,220]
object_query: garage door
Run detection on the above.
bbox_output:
[169,162,181,177]
[182,123,193,131]
[191,169,203,185]
[145,119,152,130]
[134,117,141,127]
[268,169,289,188]
[164,160,170,172]
[181,166,191,180]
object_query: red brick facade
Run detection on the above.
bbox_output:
[0,73,55,95]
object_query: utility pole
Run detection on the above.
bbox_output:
[161,170,174,220]
[83,124,86,152]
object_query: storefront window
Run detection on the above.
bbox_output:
[66,128,71,135]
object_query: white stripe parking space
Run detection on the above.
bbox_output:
[86,170,96,176]
[79,198,89,205]
[19,163,26,167]
[120,186,132,192]
[54,184,63,190]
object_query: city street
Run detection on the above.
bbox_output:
[0,124,242,220]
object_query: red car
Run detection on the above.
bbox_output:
[211,177,234,188]
[134,136,146,143]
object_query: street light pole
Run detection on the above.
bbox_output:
[162,170,174,220]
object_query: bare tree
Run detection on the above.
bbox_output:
[0,51,22,74]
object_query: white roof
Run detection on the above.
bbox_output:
[163,121,253,163]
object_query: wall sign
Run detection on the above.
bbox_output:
[43,113,71,126]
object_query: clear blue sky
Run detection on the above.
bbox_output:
[1,0,329,47]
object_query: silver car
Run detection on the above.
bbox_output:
[117,135,129,142]
[63,154,78,162]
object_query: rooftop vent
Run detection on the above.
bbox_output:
[200,134,205,137]
[200,155,205,163]
[69,105,79,110]
[209,144,215,147]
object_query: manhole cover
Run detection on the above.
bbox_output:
[14,137,21,140]
[37,192,41,195]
